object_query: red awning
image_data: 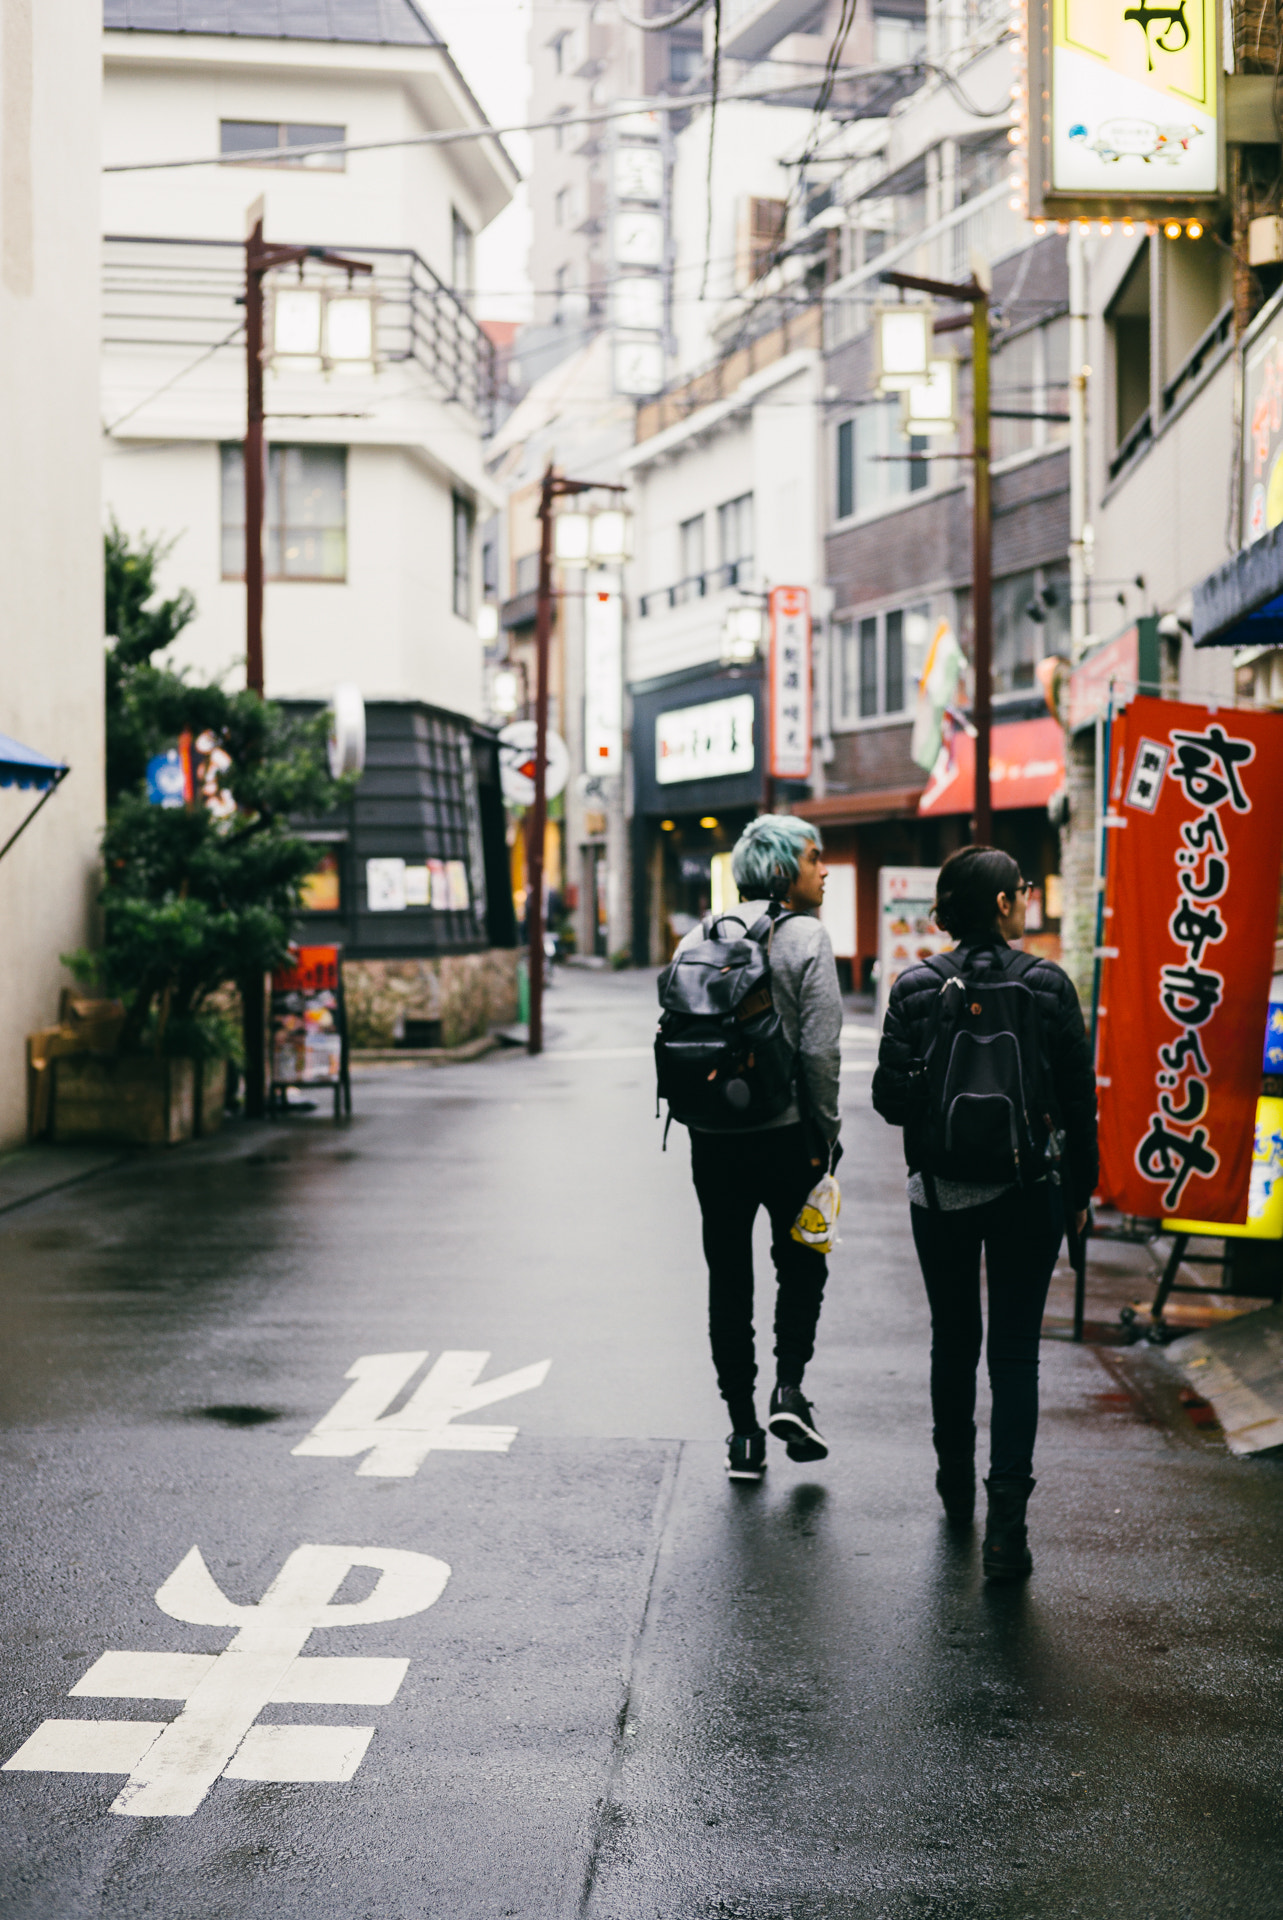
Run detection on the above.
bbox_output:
[918,714,1064,816]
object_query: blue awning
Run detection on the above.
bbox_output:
[1193,520,1283,648]
[0,732,69,792]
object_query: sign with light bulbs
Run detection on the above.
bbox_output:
[1022,0,1223,223]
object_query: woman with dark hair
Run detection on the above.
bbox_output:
[872,844,1098,1580]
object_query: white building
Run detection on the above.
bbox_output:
[101,0,518,718]
[0,0,104,1148]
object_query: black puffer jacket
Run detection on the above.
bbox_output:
[871,936,1099,1208]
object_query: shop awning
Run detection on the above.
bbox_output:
[918,714,1064,816]
[0,732,67,791]
[1193,519,1283,649]
[793,785,925,827]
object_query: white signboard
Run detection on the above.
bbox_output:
[614,146,663,202]
[366,857,407,911]
[656,693,755,786]
[769,586,812,781]
[498,721,570,806]
[614,277,664,332]
[584,575,623,775]
[613,210,664,267]
[876,865,952,1029]
[614,337,665,397]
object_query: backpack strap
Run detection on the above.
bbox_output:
[744,909,797,948]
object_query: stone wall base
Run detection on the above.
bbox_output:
[343,951,520,1050]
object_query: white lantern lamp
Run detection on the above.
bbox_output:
[874,303,934,393]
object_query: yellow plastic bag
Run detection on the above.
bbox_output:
[790,1173,841,1254]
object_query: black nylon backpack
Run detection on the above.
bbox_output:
[655,909,797,1131]
[909,947,1059,1193]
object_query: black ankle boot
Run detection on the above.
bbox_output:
[935,1460,976,1525]
[982,1476,1035,1581]
[933,1423,976,1525]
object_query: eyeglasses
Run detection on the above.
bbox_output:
[1014,881,1033,896]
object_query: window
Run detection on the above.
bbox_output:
[551,29,570,73]
[841,399,930,520]
[738,197,787,288]
[451,209,473,307]
[874,9,926,59]
[221,443,347,580]
[555,185,575,229]
[554,263,569,323]
[835,601,931,724]
[552,108,571,152]
[514,551,540,595]
[669,37,701,83]
[680,513,706,587]
[453,493,473,619]
[220,120,344,170]
[989,567,1070,692]
[1109,242,1151,448]
[836,418,855,520]
[717,493,754,585]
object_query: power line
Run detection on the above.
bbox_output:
[102,323,244,435]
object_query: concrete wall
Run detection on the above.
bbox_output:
[0,0,104,1148]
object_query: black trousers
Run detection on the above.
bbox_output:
[690,1123,826,1429]
[910,1182,1064,1481]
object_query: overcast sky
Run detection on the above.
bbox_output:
[428,0,534,323]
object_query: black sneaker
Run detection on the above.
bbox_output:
[725,1429,767,1481]
[768,1384,829,1462]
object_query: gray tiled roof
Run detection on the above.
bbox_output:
[103,1,442,46]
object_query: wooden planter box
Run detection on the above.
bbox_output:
[51,1055,199,1146]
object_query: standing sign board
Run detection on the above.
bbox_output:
[1025,0,1222,223]
[270,944,351,1121]
[1095,698,1283,1222]
[876,867,952,1030]
[769,587,812,783]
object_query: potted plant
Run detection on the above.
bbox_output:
[53,526,344,1146]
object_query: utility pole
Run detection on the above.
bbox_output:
[527,465,629,1056]
[241,201,372,1112]
[881,267,993,845]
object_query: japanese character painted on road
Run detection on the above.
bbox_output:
[1159,962,1224,1027]
[1135,1114,1220,1210]
[1168,725,1256,812]
[1168,898,1227,963]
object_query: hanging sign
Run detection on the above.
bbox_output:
[1096,697,1283,1222]
[1025,0,1223,222]
[768,586,812,782]
[497,721,570,806]
[584,576,623,775]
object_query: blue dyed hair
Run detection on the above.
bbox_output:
[730,814,821,896]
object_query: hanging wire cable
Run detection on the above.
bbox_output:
[616,0,708,25]
[103,322,244,436]
[698,0,723,302]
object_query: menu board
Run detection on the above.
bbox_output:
[271,945,347,1100]
[876,866,952,1029]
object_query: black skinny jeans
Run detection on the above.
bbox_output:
[910,1182,1064,1481]
[690,1123,827,1431]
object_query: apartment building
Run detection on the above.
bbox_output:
[100,0,521,1036]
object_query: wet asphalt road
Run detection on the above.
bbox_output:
[1,967,1281,1920]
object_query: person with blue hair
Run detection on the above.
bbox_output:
[670,812,843,1482]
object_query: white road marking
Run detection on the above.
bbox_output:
[548,1046,652,1059]
[292,1349,551,1477]
[3,1543,448,1817]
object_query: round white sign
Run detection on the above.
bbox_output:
[498,721,570,807]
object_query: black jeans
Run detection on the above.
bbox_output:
[690,1123,826,1431]
[910,1183,1064,1480]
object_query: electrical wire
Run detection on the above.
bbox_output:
[699,0,722,304]
[102,322,244,435]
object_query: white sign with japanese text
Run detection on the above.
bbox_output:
[656,694,755,786]
[584,575,623,776]
[769,586,812,782]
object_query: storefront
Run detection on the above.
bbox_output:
[797,699,1066,992]
[630,663,765,964]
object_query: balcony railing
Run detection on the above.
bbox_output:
[103,233,495,422]
[638,559,755,617]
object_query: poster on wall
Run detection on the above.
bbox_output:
[1095,697,1283,1223]
[1026,0,1222,221]
[769,587,812,782]
[1242,290,1283,546]
[876,867,953,1030]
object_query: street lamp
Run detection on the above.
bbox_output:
[881,266,993,844]
[527,468,632,1056]
[721,602,766,665]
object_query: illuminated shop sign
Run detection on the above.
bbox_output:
[1025,0,1222,221]
[656,694,756,785]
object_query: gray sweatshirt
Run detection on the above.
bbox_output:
[674,901,843,1142]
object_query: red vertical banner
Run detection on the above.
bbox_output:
[768,586,812,782]
[1097,696,1283,1222]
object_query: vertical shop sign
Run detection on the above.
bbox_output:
[769,586,811,782]
[584,575,623,775]
[1096,697,1283,1222]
